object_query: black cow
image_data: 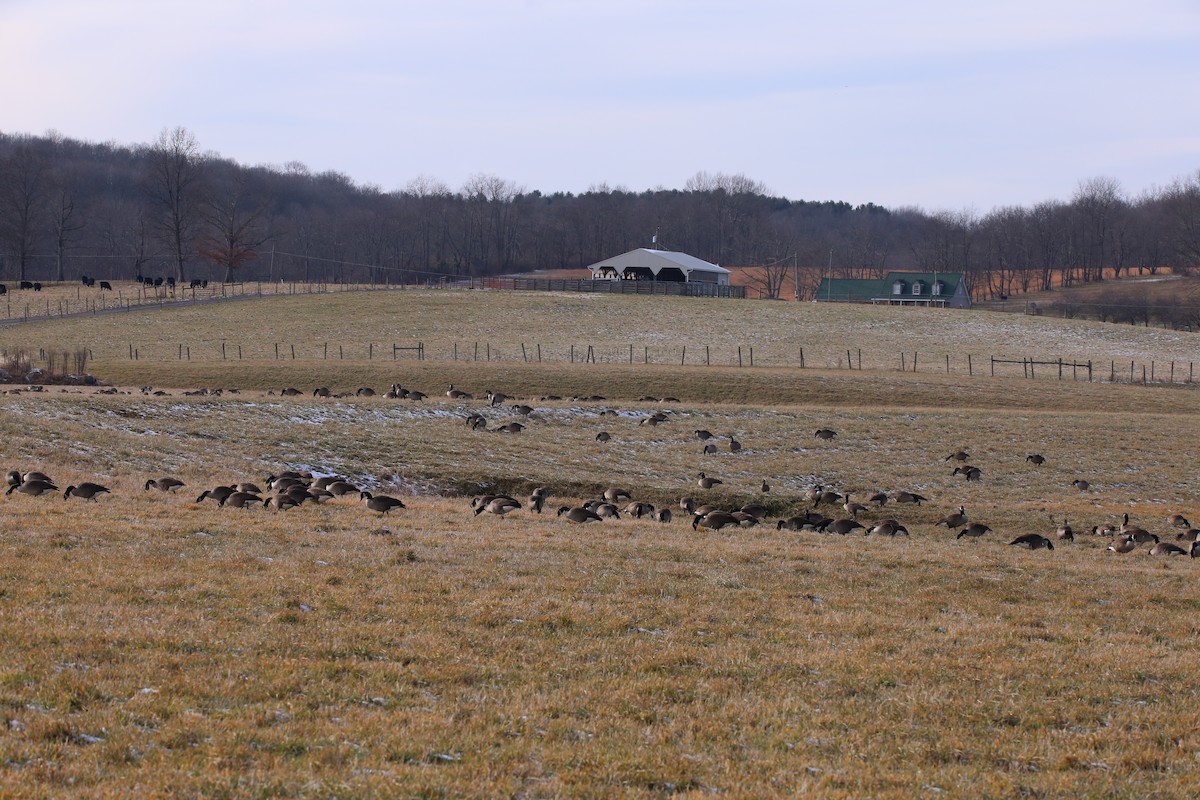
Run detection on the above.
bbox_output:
[99,281,112,291]
[0,284,7,295]
[166,277,176,288]
[153,277,163,287]
[19,281,32,290]
[32,283,42,292]
[201,279,208,288]
[80,275,90,285]
[135,274,145,284]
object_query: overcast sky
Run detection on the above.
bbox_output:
[2,0,1198,211]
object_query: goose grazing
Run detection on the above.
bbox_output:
[557,506,602,524]
[678,497,695,513]
[1072,479,1091,491]
[465,413,487,430]
[235,482,263,495]
[823,518,866,535]
[1168,513,1192,529]
[1026,453,1046,466]
[1056,518,1074,541]
[892,490,928,506]
[313,386,331,397]
[496,422,525,434]
[935,506,969,528]
[655,508,673,523]
[594,503,621,519]
[595,431,611,443]
[1092,522,1118,536]
[63,483,111,501]
[1175,529,1200,543]
[868,519,910,536]
[692,511,739,531]
[817,489,844,506]
[842,494,868,519]
[695,429,714,441]
[196,485,236,504]
[266,494,303,511]
[739,504,769,520]
[220,491,264,509]
[362,491,407,514]
[1148,541,1191,556]
[604,487,632,503]
[1010,534,1054,551]
[696,472,723,490]
[702,443,718,455]
[956,523,993,540]
[814,428,837,440]
[326,480,360,497]
[1107,535,1137,553]
[1120,514,1155,542]
[952,465,982,482]
[144,477,185,492]
[944,450,970,462]
[623,502,655,519]
[5,470,21,487]
[473,496,518,517]
[9,470,53,487]
[511,404,534,415]
[527,491,546,514]
[868,491,889,507]
[5,480,58,497]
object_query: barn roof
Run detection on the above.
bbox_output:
[586,248,730,276]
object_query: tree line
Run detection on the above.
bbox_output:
[1,127,1198,300]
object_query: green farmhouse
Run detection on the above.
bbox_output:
[813,272,971,308]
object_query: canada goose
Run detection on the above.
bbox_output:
[868,519,910,536]
[496,422,525,434]
[639,395,659,402]
[893,490,928,506]
[527,492,546,514]
[594,503,621,519]
[823,518,866,535]
[511,404,533,415]
[279,387,302,396]
[814,428,837,440]
[310,476,342,490]
[776,516,807,531]
[63,483,111,501]
[692,511,740,531]
[1107,535,1137,553]
[270,477,306,493]
[9,470,53,487]
[935,506,969,528]
[805,485,824,505]
[473,496,518,517]
[696,472,723,490]
[5,470,21,487]
[1120,513,1155,542]
[679,497,695,513]
[1026,454,1046,466]
[221,491,264,509]
[1072,479,1091,491]
[761,480,770,493]
[144,477,185,492]
[640,416,664,427]
[446,384,473,400]
[196,485,236,504]
[1148,541,1189,556]
[817,489,844,506]
[944,450,970,462]
[1175,529,1200,543]
[1056,518,1074,541]
[360,491,407,514]
[956,523,993,539]
[1092,522,1119,536]
[603,487,632,503]
[266,494,303,511]
[1010,534,1054,551]
[695,429,714,441]
[731,512,759,527]
[471,494,519,512]
[624,501,655,519]
[557,506,603,523]
[326,480,360,497]
[1168,513,1192,529]
[465,413,487,430]
[729,436,742,453]
[691,504,718,517]
[313,386,331,397]
[595,431,611,443]
[952,465,982,482]
[739,504,768,520]
[356,387,376,397]
[234,482,263,495]
[702,443,718,455]
[842,494,868,519]
[487,391,510,407]
[655,508,673,523]
[868,491,889,506]
[5,480,58,497]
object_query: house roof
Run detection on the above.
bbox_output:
[815,271,964,302]
[587,248,730,276]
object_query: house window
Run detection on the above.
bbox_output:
[932,281,944,296]
[892,281,904,295]
[912,281,924,296]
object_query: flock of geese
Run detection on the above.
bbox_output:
[5,384,1197,562]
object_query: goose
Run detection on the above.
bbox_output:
[326,480,360,497]
[760,480,770,493]
[1175,529,1200,543]
[1026,454,1046,466]
[1010,534,1054,551]
[446,384,473,400]
[805,485,824,505]
[817,489,844,506]
[731,512,760,527]
[1148,541,1190,556]
[868,519,910,536]
[4,470,21,487]
[595,431,611,443]
[527,492,546,514]
[1107,535,1137,553]
[266,493,304,511]
[623,501,655,519]
[465,413,487,430]
[5,480,58,497]
[1120,514,1155,542]
[739,504,769,520]
[814,428,837,440]
[487,391,510,407]
[640,416,664,427]
[695,429,714,441]
[406,390,427,402]
[944,450,970,462]
[702,443,718,455]
[729,436,742,453]
[696,472,723,490]
[956,523,993,540]
[604,487,632,503]
[842,494,868,519]
[235,482,263,495]
[823,518,866,535]
[221,491,264,509]
[496,422,525,434]
[1056,518,1074,541]
[9,470,53,486]
[594,503,621,519]
[1092,522,1119,536]
[692,511,740,531]
[1168,513,1192,529]
[952,465,982,482]
[196,485,236,504]
[678,497,695,513]
[269,477,306,493]
[893,490,928,506]
[776,516,808,531]
[510,404,534,415]
[868,491,889,507]
[639,396,659,402]
[935,506,969,528]
[473,496,518,517]
[655,508,673,523]
[313,386,331,397]
[691,504,719,518]
[1072,479,1091,491]
[356,387,376,397]
[279,387,302,396]
[144,477,185,492]
[557,506,602,523]
[63,483,111,501]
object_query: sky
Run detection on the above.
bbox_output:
[2,0,1198,212]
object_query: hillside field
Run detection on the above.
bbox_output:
[1,289,1199,797]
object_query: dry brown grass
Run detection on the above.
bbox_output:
[1,290,1199,796]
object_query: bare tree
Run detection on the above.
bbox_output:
[145,126,206,282]
[48,171,85,282]
[198,172,271,282]
[0,143,48,281]
[1161,170,1200,274]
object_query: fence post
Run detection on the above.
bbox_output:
[238,345,242,360]
[222,342,227,360]
[1151,361,1155,382]
[1058,358,1063,380]
[738,347,743,367]
[570,345,574,363]
[799,347,804,369]
[454,342,458,361]
[187,346,190,361]
[968,354,973,376]
[945,354,950,373]
[991,357,995,377]
[705,346,710,366]
[486,343,490,361]
[369,343,373,360]
[750,347,754,367]
[681,346,686,366]
[536,344,541,362]
[912,352,917,372]
[900,352,906,371]
[629,344,633,364]
[476,342,481,362]
[644,346,648,364]
[857,349,861,370]
[275,343,279,360]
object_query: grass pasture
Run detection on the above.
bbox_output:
[1,289,1200,797]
